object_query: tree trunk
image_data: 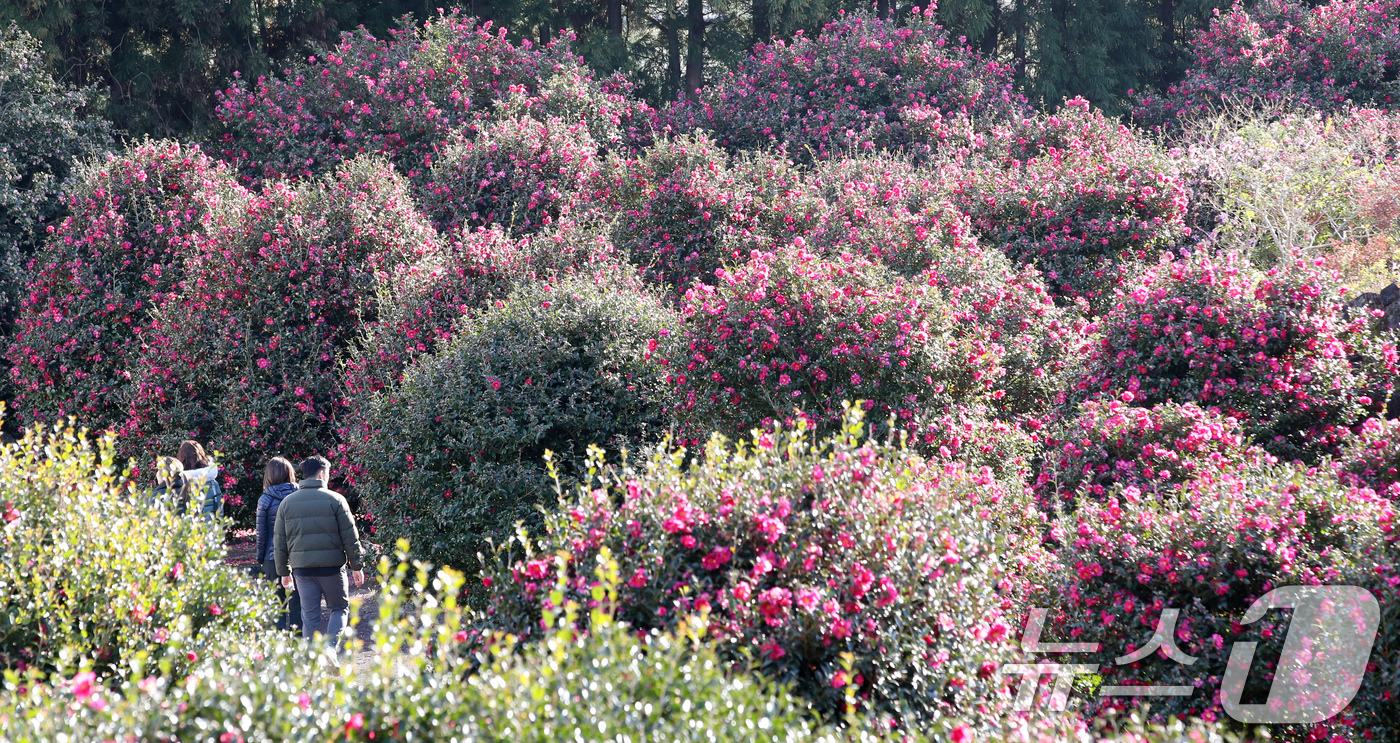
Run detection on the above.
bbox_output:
[980,0,1001,57]
[609,0,623,37]
[1014,0,1026,82]
[1159,0,1176,74]
[665,12,682,101]
[753,0,771,45]
[685,0,705,96]
[877,0,891,20]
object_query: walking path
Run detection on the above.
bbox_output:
[224,529,379,673]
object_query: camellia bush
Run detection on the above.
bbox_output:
[353,274,679,575]
[1337,416,1400,499]
[1034,400,1266,508]
[1133,0,1400,129]
[952,99,1190,307]
[612,133,815,294]
[423,116,607,236]
[663,247,1005,444]
[1072,251,1397,461]
[6,141,242,437]
[213,11,648,186]
[110,156,439,515]
[479,408,1056,725]
[1052,462,1399,738]
[662,7,1026,162]
[0,420,272,680]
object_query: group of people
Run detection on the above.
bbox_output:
[152,442,367,643]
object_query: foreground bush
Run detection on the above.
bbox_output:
[1073,252,1397,461]
[0,547,827,742]
[1054,463,1399,738]
[354,275,678,574]
[663,7,1026,162]
[480,408,1055,725]
[0,421,272,679]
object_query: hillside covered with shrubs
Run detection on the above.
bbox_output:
[4,0,1400,739]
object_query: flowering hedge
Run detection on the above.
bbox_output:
[480,408,1056,725]
[214,11,645,186]
[662,7,1026,162]
[1072,252,1397,461]
[0,421,271,680]
[1034,400,1266,507]
[663,247,1004,443]
[1052,463,1399,737]
[423,116,608,236]
[612,134,813,294]
[121,156,440,516]
[353,275,679,574]
[1133,0,1400,129]
[953,99,1190,307]
[6,141,239,437]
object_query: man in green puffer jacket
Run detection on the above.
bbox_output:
[273,455,366,642]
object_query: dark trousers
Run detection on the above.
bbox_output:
[262,559,303,632]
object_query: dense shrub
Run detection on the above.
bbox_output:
[1072,251,1397,461]
[1176,111,1400,268]
[664,247,1004,443]
[354,276,678,574]
[1337,415,1400,498]
[662,7,1026,162]
[481,409,1056,725]
[6,141,241,435]
[112,156,438,516]
[424,116,607,236]
[1053,463,1399,737]
[214,13,650,187]
[612,134,814,294]
[1133,0,1400,129]
[0,25,111,310]
[800,157,1092,419]
[0,547,833,743]
[0,421,272,679]
[1034,400,1266,507]
[953,99,1190,307]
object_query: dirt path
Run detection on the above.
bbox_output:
[225,529,379,672]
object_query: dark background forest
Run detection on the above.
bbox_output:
[4,0,1244,138]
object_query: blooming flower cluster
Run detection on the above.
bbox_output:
[1053,462,1399,736]
[1134,0,1400,128]
[1073,251,1398,461]
[479,408,1057,724]
[953,99,1191,307]
[1035,400,1267,507]
[214,11,647,185]
[662,6,1027,162]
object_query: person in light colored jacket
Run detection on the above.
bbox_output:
[177,440,223,518]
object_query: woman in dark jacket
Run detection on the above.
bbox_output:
[257,457,301,631]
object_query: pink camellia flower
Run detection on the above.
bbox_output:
[701,546,732,571]
[628,569,648,588]
[70,672,96,700]
[796,588,821,612]
[754,513,786,543]
[208,604,223,616]
[523,559,549,580]
[153,627,170,643]
[830,618,853,639]
[831,670,849,688]
[346,713,365,732]
[757,587,793,626]
[733,581,753,602]
[950,725,974,743]
[298,692,312,710]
